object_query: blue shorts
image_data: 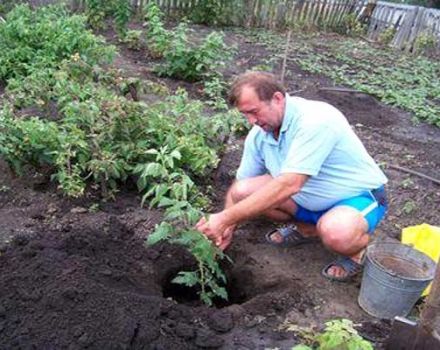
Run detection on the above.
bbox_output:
[294,186,388,234]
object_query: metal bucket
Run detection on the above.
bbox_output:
[358,242,436,319]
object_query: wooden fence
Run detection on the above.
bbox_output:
[12,0,440,52]
[71,0,358,29]
[360,1,440,51]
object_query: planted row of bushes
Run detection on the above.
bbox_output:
[0,4,241,199]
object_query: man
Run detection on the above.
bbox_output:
[196,71,387,281]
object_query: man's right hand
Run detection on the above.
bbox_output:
[195,214,235,250]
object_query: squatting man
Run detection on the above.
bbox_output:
[196,71,388,281]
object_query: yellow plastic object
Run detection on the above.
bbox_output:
[402,224,440,296]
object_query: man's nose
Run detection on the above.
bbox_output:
[246,115,257,125]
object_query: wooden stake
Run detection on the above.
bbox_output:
[281,29,292,85]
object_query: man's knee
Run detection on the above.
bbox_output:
[317,207,368,251]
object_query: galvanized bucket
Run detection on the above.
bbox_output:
[358,242,436,319]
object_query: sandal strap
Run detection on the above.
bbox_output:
[278,225,299,238]
[334,257,363,274]
[321,256,363,282]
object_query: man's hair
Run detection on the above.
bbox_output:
[228,71,286,106]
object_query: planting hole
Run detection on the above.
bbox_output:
[162,266,255,307]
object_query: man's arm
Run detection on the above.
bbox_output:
[196,173,308,246]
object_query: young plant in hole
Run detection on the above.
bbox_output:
[147,202,230,306]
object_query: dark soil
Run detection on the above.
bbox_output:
[0,22,439,349]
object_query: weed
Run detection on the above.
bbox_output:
[290,319,373,350]
[0,185,10,192]
[339,13,367,37]
[413,32,438,55]
[400,178,414,189]
[119,29,143,50]
[378,27,396,45]
[88,203,100,213]
[402,200,417,215]
[188,0,239,26]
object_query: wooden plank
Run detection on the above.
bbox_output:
[393,7,418,49]
[407,7,426,52]
[311,0,322,25]
[296,0,307,24]
[305,0,314,25]
[322,0,333,28]
[275,1,288,29]
[373,5,388,41]
[329,0,342,27]
[309,0,319,25]
[286,0,298,26]
[318,0,329,27]
[334,0,350,27]
[367,3,383,39]
[255,0,263,27]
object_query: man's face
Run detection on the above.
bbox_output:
[236,86,285,134]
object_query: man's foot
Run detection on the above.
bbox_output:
[321,256,363,282]
[265,225,318,246]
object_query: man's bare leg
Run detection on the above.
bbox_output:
[317,206,370,278]
[226,175,369,278]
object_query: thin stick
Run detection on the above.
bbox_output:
[389,164,440,186]
[318,87,372,95]
[280,29,292,85]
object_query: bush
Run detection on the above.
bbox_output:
[155,23,232,82]
[0,4,114,81]
[338,13,367,37]
[143,2,172,58]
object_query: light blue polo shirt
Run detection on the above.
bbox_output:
[236,95,388,211]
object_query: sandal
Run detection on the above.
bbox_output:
[265,225,318,247]
[321,256,363,282]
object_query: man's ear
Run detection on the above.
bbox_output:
[272,91,285,105]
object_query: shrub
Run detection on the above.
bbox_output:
[143,2,171,58]
[0,4,115,81]
[156,23,232,82]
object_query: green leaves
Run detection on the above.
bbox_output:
[146,197,230,306]
[172,271,199,287]
[291,319,373,350]
[0,4,115,81]
[315,319,373,350]
[145,11,233,82]
[278,32,440,127]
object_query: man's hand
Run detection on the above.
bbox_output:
[196,212,235,250]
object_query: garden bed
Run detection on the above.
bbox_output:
[1,17,440,349]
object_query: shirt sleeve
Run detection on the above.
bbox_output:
[236,129,266,180]
[281,121,339,176]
